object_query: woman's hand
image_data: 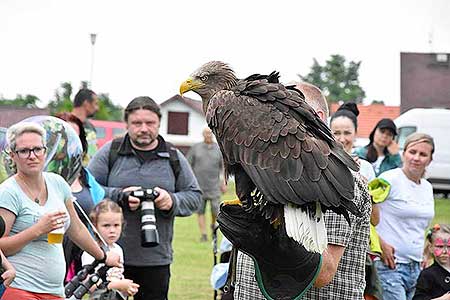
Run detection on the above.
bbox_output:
[34,211,67,236]
[387,140,399,155]
[104,250,122,268]
[380,239,396,269]
[1,268,16,287]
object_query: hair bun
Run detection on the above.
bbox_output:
[337,102,359,117]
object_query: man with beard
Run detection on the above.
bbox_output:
[71,88,99,163]
[88,96,202,300]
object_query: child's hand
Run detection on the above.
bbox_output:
[113,279,139,296]
[1,268,16,287]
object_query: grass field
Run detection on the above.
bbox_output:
[168,183,450,300]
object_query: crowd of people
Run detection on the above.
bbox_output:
[0,84,446,300]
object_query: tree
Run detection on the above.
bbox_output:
[0,94,40,107]
[47,82,73,115]
[371,100,385,105]
[47,82,123,121]
[94,93,123,121]
[299,54,366,103]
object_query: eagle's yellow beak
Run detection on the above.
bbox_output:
[179,77,203,95]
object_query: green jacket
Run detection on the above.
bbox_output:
[355,146,402,176]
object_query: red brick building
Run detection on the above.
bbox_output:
[330,103,400,138]
[0,107,50,128]
[401,52,450,113]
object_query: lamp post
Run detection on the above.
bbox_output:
[89,33,97,88]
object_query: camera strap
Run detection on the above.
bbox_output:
[107,136,181,184]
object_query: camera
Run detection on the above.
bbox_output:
[130,188,160,248]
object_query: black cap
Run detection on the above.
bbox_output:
[124,96,161,121]
[376,118,397,136]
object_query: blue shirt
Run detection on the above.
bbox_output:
[0,172,72,296]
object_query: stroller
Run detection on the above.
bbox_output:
[211,224,234,300]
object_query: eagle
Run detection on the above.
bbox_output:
[180,61,361,254]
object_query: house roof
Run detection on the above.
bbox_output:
[0,107,50,128]
[160,95,204,115]
[330,103,400,138]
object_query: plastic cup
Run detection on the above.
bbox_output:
[48,228,64,244]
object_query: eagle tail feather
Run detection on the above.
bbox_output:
[284,203,327,253]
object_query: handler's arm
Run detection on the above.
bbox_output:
[313,244,345,287]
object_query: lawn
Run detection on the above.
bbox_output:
[169,183,449,300]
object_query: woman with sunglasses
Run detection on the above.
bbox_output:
[0,122,120,300]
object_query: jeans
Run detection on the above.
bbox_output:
[374,260,421,300]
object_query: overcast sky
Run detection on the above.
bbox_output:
[1,0,449,108]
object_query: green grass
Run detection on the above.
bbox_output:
[168,182,449,299]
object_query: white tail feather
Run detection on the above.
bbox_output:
[284,203,327,253]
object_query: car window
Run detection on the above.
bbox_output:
[397,126,417,149]
[95,127,106,139]
[112,128,125,137]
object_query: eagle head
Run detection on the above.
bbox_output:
[180,61,237,113]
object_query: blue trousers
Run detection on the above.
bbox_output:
[374,260,421,300]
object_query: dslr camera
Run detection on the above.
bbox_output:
[127,188,160,247]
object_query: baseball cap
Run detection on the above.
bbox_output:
[375,118,397,136]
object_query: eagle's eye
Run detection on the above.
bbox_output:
[200,75,208,82]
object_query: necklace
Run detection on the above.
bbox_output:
[16,175,45,204]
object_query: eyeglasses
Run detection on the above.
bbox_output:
[14,146,47,159]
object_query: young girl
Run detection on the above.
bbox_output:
[81,200,139,299]
[413,224,450,300]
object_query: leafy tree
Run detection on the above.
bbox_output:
[371,100,385,105]
[47,82,73,115]
[47,82,123,121]
[0,94,40,107]
[299,54,366,103]
[94,93,123,121]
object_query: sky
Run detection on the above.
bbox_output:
[1,0,449,108]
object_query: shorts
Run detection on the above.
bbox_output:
[198,196,220,215]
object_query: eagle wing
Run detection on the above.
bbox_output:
[206,77,361,219]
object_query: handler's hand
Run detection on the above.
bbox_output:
[123,186,142,211]
[380,239,396,269]
[154,187,173,211]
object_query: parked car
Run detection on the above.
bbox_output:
[90,120,126,149]
[394,108,450,197]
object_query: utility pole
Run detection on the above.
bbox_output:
[89,33,97,89]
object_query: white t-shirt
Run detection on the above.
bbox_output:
[372,156,385,175]
[376,168,434,263]
[359,159,376,182]
[82,243,124,280]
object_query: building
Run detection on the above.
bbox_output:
[0,107,50,127]
[159,95,206,154]
[401,52,450,113]
[330,103,400,147]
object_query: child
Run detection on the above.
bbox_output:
[81,200,139,299]
[413,224,450,300]
[0,216,16,297]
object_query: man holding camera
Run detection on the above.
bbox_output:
[88,96,202,300]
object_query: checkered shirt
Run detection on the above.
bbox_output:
[233,174,371,300]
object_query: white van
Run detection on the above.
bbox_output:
[394,108,450,197]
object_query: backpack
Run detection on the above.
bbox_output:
[107,136,181,183]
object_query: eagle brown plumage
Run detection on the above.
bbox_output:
[180,61,361,253]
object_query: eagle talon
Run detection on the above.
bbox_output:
[222,199,242,206]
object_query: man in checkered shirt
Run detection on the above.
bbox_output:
[233,82,371,300]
